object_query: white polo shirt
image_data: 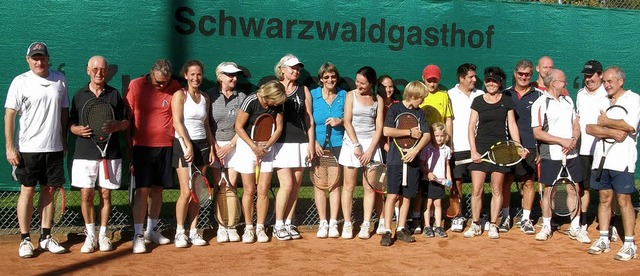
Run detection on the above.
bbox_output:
[531,93,578,160]
[4,70,68,152]
[448,84,484,152]
[576,84,609,155]
[591,90,640,173]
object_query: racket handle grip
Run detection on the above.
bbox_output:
[102,159,110,180]
[595,156,606,182]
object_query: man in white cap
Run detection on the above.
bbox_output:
[4,42,68,257]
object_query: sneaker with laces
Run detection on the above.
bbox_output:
[80,234,97,253]
[227,228,241,242]
[286,224,301,239]
[380,231,392,246]
[98,236,112,252]
[423,227,434,238]
[144,230,171,245]
[498,217,510,233]
[479,215,490,231]
[587,238,611,255]
[317,221,329,238]
[217,228,229,243]
[488,223,500,239]
[189,232,207,246]
[376,222,386,235]
[132,234,146,254]
[242,227,255,243]
[451,217,466,232]
[39,235,66,254]
[463,223,481,238]
[614,243,638,261]
[434,227,448,238]
[19,239,34,258]
[341,224,353,239]
[275,226,291,241]
[396,228,416,243]
[520,219,536,235]
[174,232,188,248]
[411,219,422,235]
[358,222,371,239]
[611,226,619,242]
[256,226,269,243]
[569,227,591,244]
[535,225,552,241]
[328,224,340,238]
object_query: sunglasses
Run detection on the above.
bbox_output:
[223,72,238,78]
[516,72,532,77]
[322,75,337,80]
[91,68,107,75]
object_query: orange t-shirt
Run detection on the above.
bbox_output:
[125,75,181,147]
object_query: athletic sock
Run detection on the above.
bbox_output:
[378,218,385,227]
[344,221,352,227]
[189,228,197,237]
[86,223,95,236]
[522,210,531,221]
[256,224,264,229]
[134,224,143,236]
[624,236,635,247]
[285,219,292,225]
[501,208,509,219]
[275,220,284,228]
[542,217,551,227]
[41,228,51,239]
[319,220,328,225]
[412,211,421,220]
[329,219,338,226]
[599,230,609,241]
[580,211,588,226]
[397,226,405,231]
[147,218,158,232]
[21,233,30,241]
[570,215,580,230]
[99,226,107,238]
[246,224,255,230]
[394,207,400,220]
[176,225,184,232]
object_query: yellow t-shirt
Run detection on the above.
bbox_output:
[419,90,452,126]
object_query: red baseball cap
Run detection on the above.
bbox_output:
[422,64,441,81]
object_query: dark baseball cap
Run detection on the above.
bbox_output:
[581,60,602,74]
[26,42,49,57]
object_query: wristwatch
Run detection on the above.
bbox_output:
[353,142,362,148]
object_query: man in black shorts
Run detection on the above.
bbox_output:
[4,42,68,257]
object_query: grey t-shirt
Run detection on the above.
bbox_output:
[206,86,246,141]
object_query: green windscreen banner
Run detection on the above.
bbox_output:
[1,0,639,189]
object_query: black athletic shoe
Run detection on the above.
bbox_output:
[380,231,392,246]
[396,228,416,243]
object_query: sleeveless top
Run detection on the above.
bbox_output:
[351,92,377,139]
[175,89,207,140]
[277,85,308,143]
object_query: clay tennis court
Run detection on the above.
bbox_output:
[1,217,638,275]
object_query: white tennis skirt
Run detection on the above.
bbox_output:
[233,138,275,174]
[272,142,310,168]
[211,140,238,169]
[338,137,382,168]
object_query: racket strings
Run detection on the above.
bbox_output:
[83,102,114,140]
[489,143,522,164]
[253,116,275,142]
[215,188,240,227]
[551,181,578,216]
[365,164,387,192]
[192,173,210,204]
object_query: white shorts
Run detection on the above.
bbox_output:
[211,140,238,169]
[233,138,275,174]
[338,137,382,168]
[272,142,310,168]
[71,159,122,190]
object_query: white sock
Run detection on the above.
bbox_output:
[99,226,107,238]
[189,228,198,237]
[285,219,292,225]
[394,207,399,219]
[176,225,184,232]
[246,224,254,230]
[329,219,338,226]
[397,226,405,231]
[256,224,264,230]
[146,218,158,232]
[542,217,551,227]
[319,220,328,225]
[275,220,284,228]
[522,210,531,221]
[571,215,580,230]
[344,221,352,227]
[85,223,95,236]
[624,236,635,247]
[378,218,385,226]
[134,224,144,236]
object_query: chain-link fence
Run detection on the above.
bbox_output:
[510,0,640,10]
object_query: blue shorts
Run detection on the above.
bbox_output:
[386,165,420,198]
[590,168,636,194]
[539,158,583,186]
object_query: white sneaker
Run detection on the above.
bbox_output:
[463,223,481,238]
[175,232,188,248]
[144,230,171,245]
[611,226,619,242]
[376,222,386,235]
[520,219,536,235]
[536,225,552,241]
[286,224,301,239]
[274,226,291,241]
[614,243,638,261]
[189,232,207,246]
[317,221,329,238]
[80,234,97,253]
[242,227,255,244]
[39,235,66,254]
[132,234,147,254]
[588,238,611,255]
[358,222,371,239]
[99,236,112,252]
[217,228,229,243]
[18,239,34,258]
[569,227,591,244]
[488,223,499,239]
[328,223,340,238]
[342,223,353,239]
[256,226,269,243]
[227,228,241,242]
[451,217,466,232]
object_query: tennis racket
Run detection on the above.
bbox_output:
[550,154,579,217]
[215,160,242,228]
[393,112,420,186]
[595,105,628,182]
[128,165,135,207]
[311,125,340,191]
[178,137,212,207]
[81,98,114,180]
[455,140,525,166]
[445,183,461,218]
[53,186,66,224]
[364,161,387,194]
[251,113,275,183]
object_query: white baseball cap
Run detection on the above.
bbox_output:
[283,57,304,67]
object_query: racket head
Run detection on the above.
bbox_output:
[191,169,212,207]
[251,113,275,142]
[81,98,114,142]
[215,185,242,228]
[53,187,66,224]
[550,180,578,217]
[310,150,341,191]
[393,112,419,149]
[364,161,387,194]
[445,187,461,218]
[487,140,525,166]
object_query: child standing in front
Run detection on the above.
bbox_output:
[420,122,452,238]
